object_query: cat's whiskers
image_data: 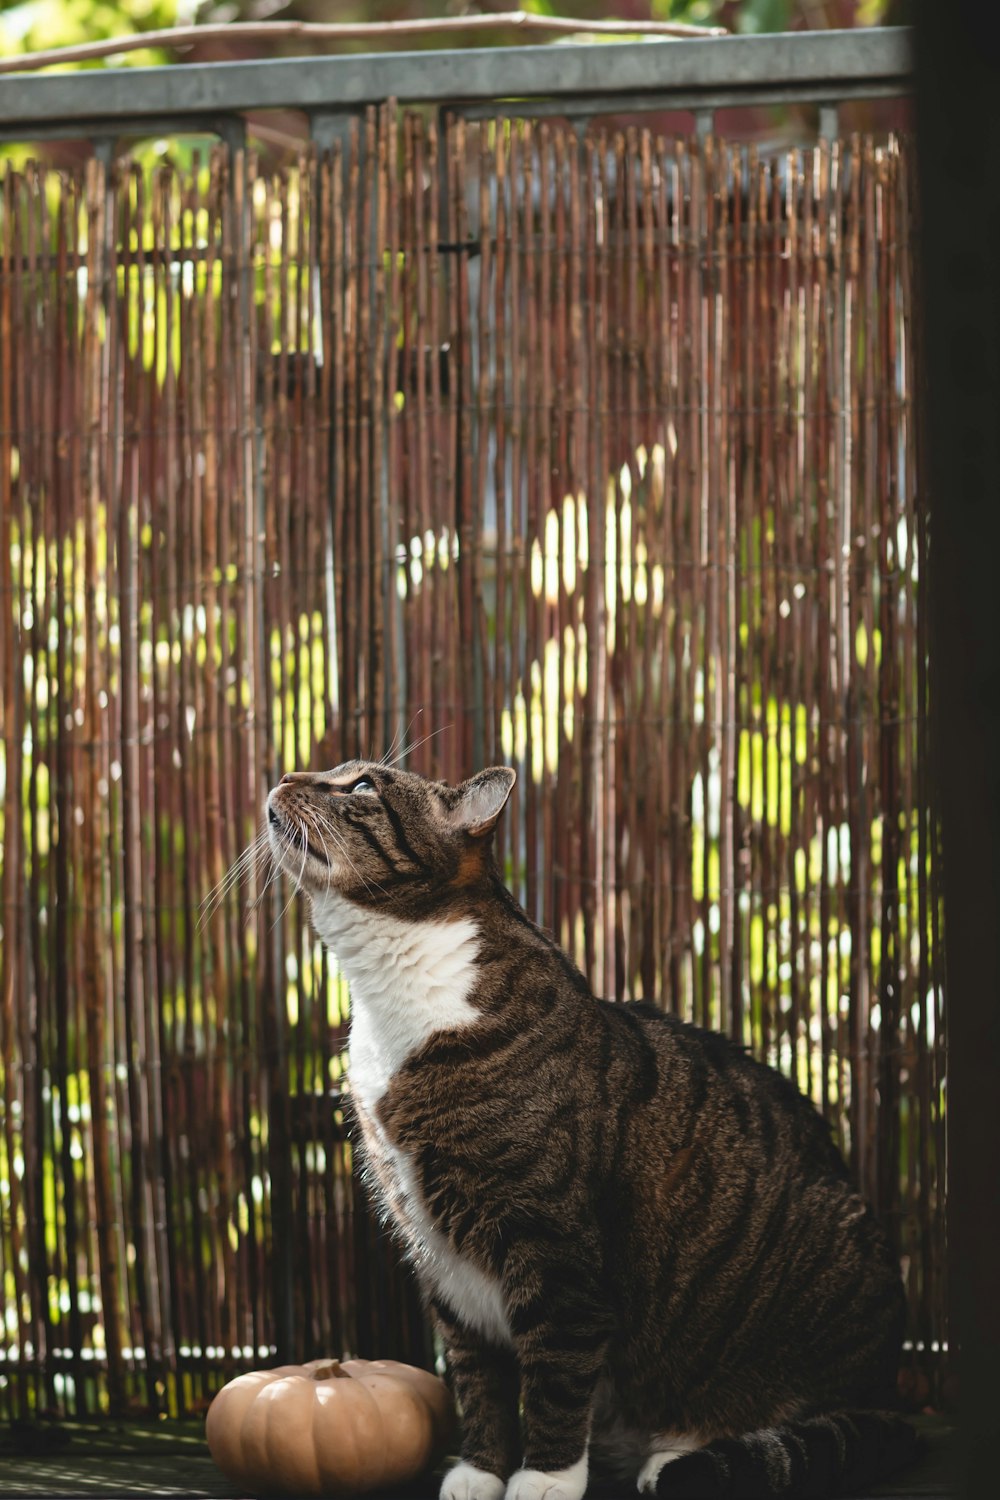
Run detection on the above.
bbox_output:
[245,847,284,922]
[201,834,263,912]
[379,712,423,770]
[198,828,272,931]
[383,722,452,770]
[272,822,310,929]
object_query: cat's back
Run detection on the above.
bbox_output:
[598,1002,903,1421]
[603,998,885,1278]
[608,1001,849,1181]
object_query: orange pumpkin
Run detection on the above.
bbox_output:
[205,1357,455,1496]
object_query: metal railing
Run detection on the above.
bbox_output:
[0,27,913,151]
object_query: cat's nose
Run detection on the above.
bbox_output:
[279,771,312,785]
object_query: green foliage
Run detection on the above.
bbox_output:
[0,0,187,66]
[0,0,909,67]
[737,0,795,31]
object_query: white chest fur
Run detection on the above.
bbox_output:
[309,893,513,1348]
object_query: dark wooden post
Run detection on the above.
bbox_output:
[915,5,1000,1495]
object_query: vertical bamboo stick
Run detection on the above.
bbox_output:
[793,146,807,1099]
[727,142,746,1046]
[492,119,509,810]
[814,138,836,1125]
[365,109,386,759]
[0,162,30,1419]
[79,155,126,1414]
[475,120,493,778]
[342,125,361,748]
[427,116,450,779]
[579,130,600,985]
[661,139,683,1016]
[27,159,61,1412]
[740,144,760,1052]
[506,122,523,889]
[537,125,556,937]
[408,120,430,765]
[448,115,478,777]
[116,161,156,1405]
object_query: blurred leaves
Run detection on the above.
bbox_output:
[0,0,911,68]
[0,0,189,66]
[737,0,795,32]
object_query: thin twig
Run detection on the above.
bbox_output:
[0,14,727,77]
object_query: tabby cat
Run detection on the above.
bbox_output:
[266,761,915,1500]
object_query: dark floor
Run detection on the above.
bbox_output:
[0,1417,956,1500]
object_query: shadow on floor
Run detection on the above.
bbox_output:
[0,1416,956,1499]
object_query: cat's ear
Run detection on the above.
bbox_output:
[450,766,516,838]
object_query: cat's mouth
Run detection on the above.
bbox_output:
[267,802,332,876]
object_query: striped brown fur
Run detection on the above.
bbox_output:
[266,761,915,1500]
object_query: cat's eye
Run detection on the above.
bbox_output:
[350,778,376,794]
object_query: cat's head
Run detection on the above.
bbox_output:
[266,761,516,915]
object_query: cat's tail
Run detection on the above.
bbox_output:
[655,1409,919,1499]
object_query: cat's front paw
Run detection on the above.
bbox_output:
[505,1456,588,1500]
[441,1461,507,1500]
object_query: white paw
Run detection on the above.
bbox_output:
[505,1455,588,1500]
[637,1439,701,1494]
[441,1461,507,1500]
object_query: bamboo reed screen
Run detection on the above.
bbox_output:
[0,113,943,1420]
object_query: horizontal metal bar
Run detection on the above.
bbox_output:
[0,78,907,148]
[0,28,912,136]
[456,78,909,121]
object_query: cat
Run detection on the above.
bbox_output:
[266,760,916,1500]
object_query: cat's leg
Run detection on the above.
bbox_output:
[436,1303,521,1500]
[636,1433,704,1495]
[502,1246,610,1500]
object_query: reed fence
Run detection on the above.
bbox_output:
[0,112,943,1420]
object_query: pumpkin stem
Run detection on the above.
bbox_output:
[308,1359,346,1381]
